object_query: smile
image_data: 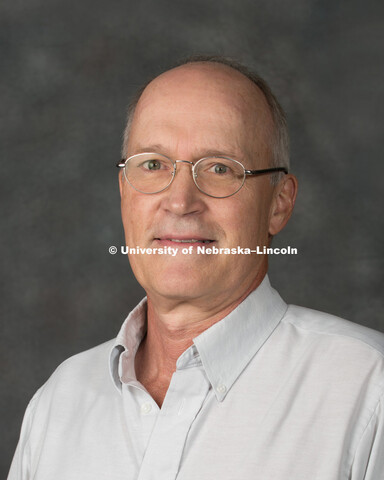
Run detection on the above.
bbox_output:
[167,239,212,244]
[154,237,215,246]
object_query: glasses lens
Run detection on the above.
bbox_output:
[124,153,174,193]
[194,157,245,198]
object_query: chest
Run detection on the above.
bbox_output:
[32,364,363,480]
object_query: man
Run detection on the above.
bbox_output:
[8,56,384,479]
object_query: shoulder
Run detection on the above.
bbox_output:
[32,339,117,407]
[276,306,384,419]
[280,306,384,388]
[10,340,120,477]
[278,305,384,396]
[51,338,115,381]
[283,304,384,357]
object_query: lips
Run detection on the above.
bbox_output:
[166,238,212,244]
[153,236,215,246]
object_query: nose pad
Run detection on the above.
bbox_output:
[164,160,203,214]
[173,160,203,196]
[173,160,195,185]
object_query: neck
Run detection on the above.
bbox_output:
[135,270,266,406]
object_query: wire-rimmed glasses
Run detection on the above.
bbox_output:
[117,152,288,199]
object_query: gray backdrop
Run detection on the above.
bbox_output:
[1,0,383,475]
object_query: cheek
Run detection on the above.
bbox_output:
[121,191,158,244]
[223,192,272,245]
[121,195,140,243]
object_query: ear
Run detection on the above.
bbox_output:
[268,174,298,236]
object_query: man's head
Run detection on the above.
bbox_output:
[119,57,297,310]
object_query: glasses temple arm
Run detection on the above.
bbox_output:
[244,167,288,176]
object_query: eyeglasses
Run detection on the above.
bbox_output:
[117,152,288,198]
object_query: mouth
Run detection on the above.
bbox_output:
[154,237,215,247]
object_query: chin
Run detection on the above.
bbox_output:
[145,268,208,300]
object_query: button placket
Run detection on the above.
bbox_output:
[137,367,210,480]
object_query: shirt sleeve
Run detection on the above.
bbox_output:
[7,391,41,480]
[350,393,384,479]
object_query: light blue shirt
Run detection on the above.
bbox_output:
[8,276,384,479]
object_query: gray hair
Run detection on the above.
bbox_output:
[122,55,290,185]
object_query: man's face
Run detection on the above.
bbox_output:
[120,64,282,308]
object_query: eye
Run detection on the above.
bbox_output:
[196,158,239,179]
[212,163,229,174]
[140,159,167,171]
[204,162,234,176]
[146,159,161,170]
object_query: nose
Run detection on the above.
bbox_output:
[161,160,205,216]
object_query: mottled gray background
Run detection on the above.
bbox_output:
[1,0,383,475]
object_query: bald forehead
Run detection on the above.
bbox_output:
[127,63,275,164]
[137,62,272,123]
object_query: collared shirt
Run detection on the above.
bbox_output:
[8,276,384,480]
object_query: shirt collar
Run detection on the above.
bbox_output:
[109,296,148,393]
[109,275,287,400]
[192,275,287,400]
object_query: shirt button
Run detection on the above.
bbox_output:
[216,384,227,394]
[140,402,152,415]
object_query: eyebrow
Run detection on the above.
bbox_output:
[132,144,242,161]
[133,145,167,155]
